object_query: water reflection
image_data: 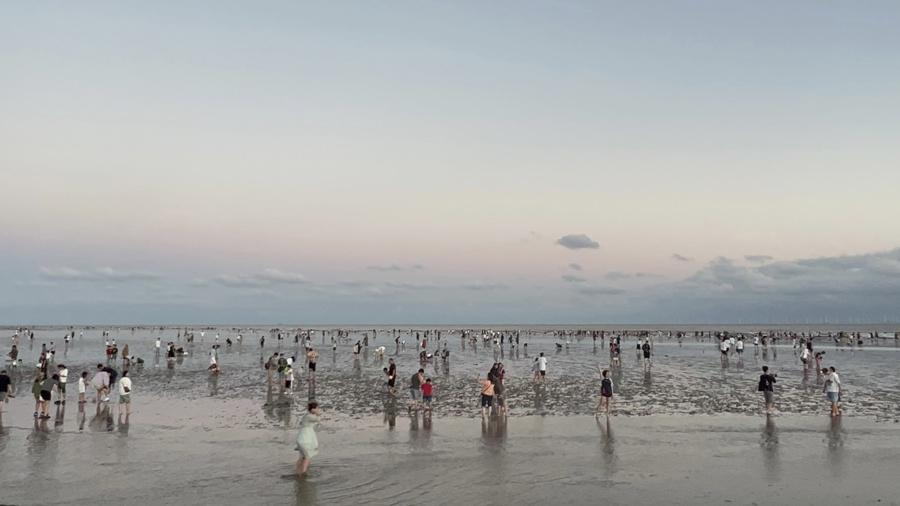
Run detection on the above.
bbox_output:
[293,475,319,506]
[596,416,617,475]
[825,416,845,477]
[760,415,780,482]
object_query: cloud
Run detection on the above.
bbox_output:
[556,234,599,250]
[576,285,626,296]
[671,254,693,262]
[605,271,664,281]
[384,281,438,290]
[207,268,307,288]
[568,263,583,271]
[561,274,587,283]
[40,266,161,282]
[210,274,270,288]
[254,268,307,284]
[745,255,774,264]
[461,281,509,291]
[638,248,900,322]
[367,264,424,272]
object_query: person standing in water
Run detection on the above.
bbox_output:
[0,370,12,415]
[758,366,777,415]
[294,401,321,477]
[478,373,495,418]
[118,370,133,416]
[824,367,842,417]
[596,368,614,417]
[537,352,548,382]
[306,347,318,382]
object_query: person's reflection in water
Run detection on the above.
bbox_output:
[78,399,87,432]
[89,403,110,432]
[307,379,317,422]
[596,415,617,476]
[383,395,398,430]
[642,368,652,392]
[480,415,507,450]
[117,413,130,436]
[760,415,780,482]
[54,403,65,431]
[294,475,318,506]
[532,383,546,414]
[208,372,219,397]
[826,416,845,477]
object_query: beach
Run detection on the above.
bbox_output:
[2,326,899,505]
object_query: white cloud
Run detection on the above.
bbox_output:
[561,274,587,283]
[745,255,774,264]
[40,266,160,282]
[255,268,307,284]
[568,263,583,271]
[671,253,693,262]
[367,264,424,272]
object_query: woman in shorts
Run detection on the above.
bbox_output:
[118,370,133,415]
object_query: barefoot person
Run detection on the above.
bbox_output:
[118,370,133,416]
[295,401,321,476]
[306,347,318,381]
[596,368,614,417]
[758,365,777,414]
[824,367,842,417]
[478,373,495,418]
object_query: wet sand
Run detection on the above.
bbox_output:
[1,396,898,506]
[2,327,900,505]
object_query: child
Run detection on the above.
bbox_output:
[421,378,433,410]
[295,401,321,476]
[284,365,293,392]
[597,369,614,417]
[78,371,88,403]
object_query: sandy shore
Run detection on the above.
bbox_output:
[1,392,898,506]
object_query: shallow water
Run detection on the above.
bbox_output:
[5,326,899,423]
[3,326,900,505]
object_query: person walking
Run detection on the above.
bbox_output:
[294,401,321,477]
[824,367,842,416]
[758,365,777,415]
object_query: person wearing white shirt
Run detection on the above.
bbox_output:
[56,364,68,405]
[118,370,133,415]
[537,353,548,382]
[77,371,88,403]
[824,367,842,417]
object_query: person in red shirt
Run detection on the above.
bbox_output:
[421,378,433,412]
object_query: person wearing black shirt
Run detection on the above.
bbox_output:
[758,366,777,415]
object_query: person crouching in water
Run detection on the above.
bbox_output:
[294,401,321,477]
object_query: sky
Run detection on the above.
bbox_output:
[2,1,900,324]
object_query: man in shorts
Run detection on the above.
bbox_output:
[537,353,548,382]
[409,369,424,411]
[479,373,494,418]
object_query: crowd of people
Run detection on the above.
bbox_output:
[0,325,875,478]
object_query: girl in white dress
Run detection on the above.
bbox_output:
[295,401,321,476]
